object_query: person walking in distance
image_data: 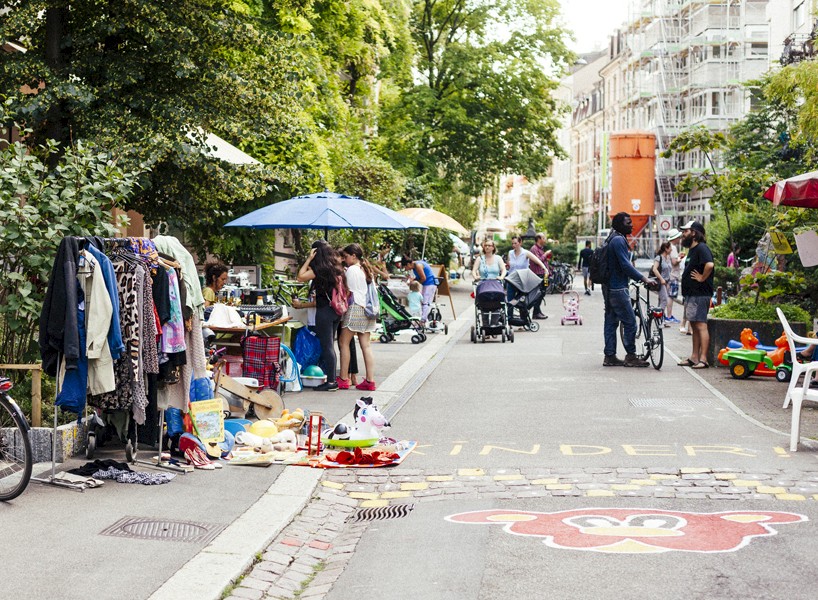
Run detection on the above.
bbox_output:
[506,235,547,319]
[651,241,673,327]
[578,240,593,295]
[527,233,549,319]
[665,228,684,325]
[677,221,714,369]
[602,212,656,367]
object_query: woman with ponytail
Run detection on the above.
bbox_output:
[337,243,377,391]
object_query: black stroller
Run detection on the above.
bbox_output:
[377,283,427,344]
[471,279,514,343]
[505,269,545,333]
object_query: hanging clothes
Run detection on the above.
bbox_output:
[39,237,81,376]
[55,251,93,413]
[153,236,205,317]
[81,250,116,396]
[84,243,125,361]
[161,267,186,354]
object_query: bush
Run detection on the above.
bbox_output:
[711,299,811,328]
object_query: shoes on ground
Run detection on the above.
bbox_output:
[584,290,591,296]
[623,353,650,368]
[336,377,350,390]
[315,381,339,392]
[679,326,688,334]
[666,316,680,323]
[533,313,548,320]
[603,355,625,367]
[663,320,671,328]
[356,380,377,391]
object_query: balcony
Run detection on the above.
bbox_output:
[780,32,817,66]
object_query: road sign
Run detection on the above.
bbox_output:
[658,215,673,233]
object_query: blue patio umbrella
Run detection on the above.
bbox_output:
[224,191,427,233]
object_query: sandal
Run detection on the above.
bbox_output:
[690,361,709,369]
[677,358,695,367]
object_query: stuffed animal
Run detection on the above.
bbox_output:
[324,397,391,441]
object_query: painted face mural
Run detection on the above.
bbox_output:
[445,508,807,554]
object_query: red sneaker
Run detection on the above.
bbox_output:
[337,377,350,390]
[356,380,376,391]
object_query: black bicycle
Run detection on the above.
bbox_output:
[620,280,664,370]
[0,376,32,501]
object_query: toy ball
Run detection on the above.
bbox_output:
[249,419,279,438]
[302,365,325,378]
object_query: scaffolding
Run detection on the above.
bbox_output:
[616,0,769,223]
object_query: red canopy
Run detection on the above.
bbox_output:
[763,170,818,208]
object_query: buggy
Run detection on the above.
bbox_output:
[471,279,514,343]
[505,269,544,333]
[377,283,427,344]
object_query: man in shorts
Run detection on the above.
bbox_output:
[678,220,714,369]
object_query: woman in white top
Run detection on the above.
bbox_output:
[338,243,377,391]
[506,235,547,317]
[472,239,507,280]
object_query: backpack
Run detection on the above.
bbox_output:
[330,276,349,316]
[364,280,380,318]
[588,233,616,285]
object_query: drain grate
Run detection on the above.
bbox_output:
[629,397,712,408]
[348,503,415,523]
[100,516,225,543]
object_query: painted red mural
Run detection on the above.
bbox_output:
[445,508,807,554]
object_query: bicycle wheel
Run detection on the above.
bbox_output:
[0,395,32,501]
[647,317,664,370]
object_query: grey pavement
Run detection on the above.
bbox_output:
[5,274,818,600]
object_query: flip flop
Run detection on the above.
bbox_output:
[691,361,709,369]
[677,358,695,367]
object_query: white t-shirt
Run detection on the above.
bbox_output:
[345,264,368,306]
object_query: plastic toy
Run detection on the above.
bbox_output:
[718,329,794,380]
[323,397,391,447]
[560,290,582,326]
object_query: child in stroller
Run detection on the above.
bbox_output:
[505,269,545,333]
[471,279,514,343]
[377,283,427,344]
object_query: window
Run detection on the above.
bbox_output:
[749,42,768,57]
[711,91,721,115]
[794,1,806,29]
[712,45,721,59]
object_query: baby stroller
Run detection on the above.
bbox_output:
[560,290,583,326]
[471,279,514,343]
[425,278,449,336]
[377,283,427,344]
[505,269,544,333]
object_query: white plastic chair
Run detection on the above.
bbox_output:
[776,307,818,451]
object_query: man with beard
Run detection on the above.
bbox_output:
[677,220,714,369]
[602,212,656,367]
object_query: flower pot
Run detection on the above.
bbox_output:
[707,317,807,367]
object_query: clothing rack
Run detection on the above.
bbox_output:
[34,235,193,490]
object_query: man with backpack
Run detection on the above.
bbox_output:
[596,212,656,367]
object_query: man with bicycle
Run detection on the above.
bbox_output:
[602,212,656,368]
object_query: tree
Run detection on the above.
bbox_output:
[0,0,311,246]
[0,104,142,366]
[375,0,572,198]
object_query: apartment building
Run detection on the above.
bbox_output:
[565,0,772,232]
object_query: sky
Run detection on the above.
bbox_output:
[559,0,632,54]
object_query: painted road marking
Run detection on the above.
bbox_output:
[411,443,799,458]
[445,508,808,554]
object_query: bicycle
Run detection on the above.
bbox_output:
[619,280,664,370]
[0,376,33,501]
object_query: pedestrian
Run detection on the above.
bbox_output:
[602,212,656,367]
[472,239,507,280]
[527,233,549,319]
[202,261,229,307]
[406,280,423,319]
[726,243,740,269]
[506,235,547,319]
[578,240,593,295]
[338,243,378,391]
[651,241,672,327]
[296,240,345,391]
[677,220,714,369]
[666,228,684,325]
[404,256,438,327]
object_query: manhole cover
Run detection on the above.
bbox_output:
[348,504,415,523]
[629,397,712,408]
[100,516,225,543]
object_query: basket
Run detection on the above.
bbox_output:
[301,375,327,388]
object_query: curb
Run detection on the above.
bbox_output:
[151,309,474,600]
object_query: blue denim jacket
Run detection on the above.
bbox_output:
[607,233,645,289]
